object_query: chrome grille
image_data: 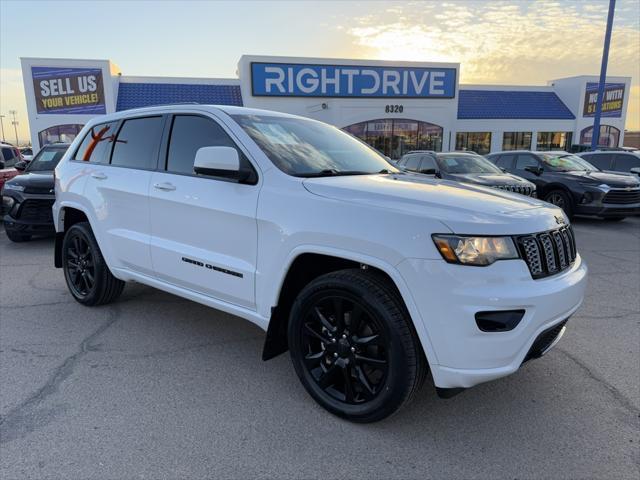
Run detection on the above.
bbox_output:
[517,226,577,279]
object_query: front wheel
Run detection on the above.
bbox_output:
[544,189,573,218]
[62,222,125,306]
[288,269,427,423]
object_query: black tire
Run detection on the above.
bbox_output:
[544,189,573,218]
[62,222,125,306]
[5,230,31,242]
[288,269,427,423]
[603,216,626,222]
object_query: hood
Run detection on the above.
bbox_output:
[447,172,533,186]
[564,170,640,188]
[5,171,55,193]
[303,173,564,235]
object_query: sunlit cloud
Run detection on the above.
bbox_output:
[345,0,640,128]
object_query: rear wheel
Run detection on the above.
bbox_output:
[544,190,573,218]
[62,222,124,306]
[5,230,31,242]
[288,269,426,423]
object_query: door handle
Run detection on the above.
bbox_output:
[91,172,107,180]
[153,182,176,191]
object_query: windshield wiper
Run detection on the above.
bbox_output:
[296,169,371,178]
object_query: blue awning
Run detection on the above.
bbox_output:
[458,90,575,120]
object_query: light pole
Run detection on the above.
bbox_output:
[591,0,616,150]
[9,110,19,146]
[0,115,5,142]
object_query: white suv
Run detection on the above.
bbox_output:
[53,105,587,422]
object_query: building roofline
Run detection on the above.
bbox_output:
[460,84,554,91]
[119,75,239,85]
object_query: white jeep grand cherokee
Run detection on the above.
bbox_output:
[53,105,587,422]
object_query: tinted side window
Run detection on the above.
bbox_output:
[166,115,247,175]
[74,122,119,163]
[581,153,612,170]
[111,117,164,170]
[1,147,16,167]
[515,154,539,170]
[405,155,420,171]
[495,154,515,169]
[420,154,438,171]
[614,154,640,172]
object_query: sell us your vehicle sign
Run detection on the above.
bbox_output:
[32,66,106,115]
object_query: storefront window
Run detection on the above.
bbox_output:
[455,132,491,155]
[579,125,620,147]
[536,132,573,151]
[38,124,84,148]
[502,132,532,151]
[343,119,443,159]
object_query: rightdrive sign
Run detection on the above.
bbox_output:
[251,62,456,98]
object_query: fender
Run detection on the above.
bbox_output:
[539,182,573,199]
[263,244,441,368]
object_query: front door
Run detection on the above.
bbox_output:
[148,114,260,309]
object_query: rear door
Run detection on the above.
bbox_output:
[81,116,164,276]
[148,113,260,309]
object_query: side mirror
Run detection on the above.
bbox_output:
[193,146,249,182]
[500,167,507,173]
[630,167,640,177]
[525,165,543,175]
[14,160,28,172]
[0,160,5,169]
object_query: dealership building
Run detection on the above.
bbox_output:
[21,55,631,159]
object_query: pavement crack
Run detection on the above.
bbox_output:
[556,347,640,416]
[0,306,121,445]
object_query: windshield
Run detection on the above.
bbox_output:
[540,153,599,172]
[435,153,503,174]
[26,147,67,172]
[232,114,399,177]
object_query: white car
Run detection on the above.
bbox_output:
[53,105,587,422]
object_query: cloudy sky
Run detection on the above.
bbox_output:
[1,0,638,143]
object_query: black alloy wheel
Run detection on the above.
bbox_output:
[544,190,573,218]
[62,222,125,306]
[300,294,389,405]
[65,231,96,297]
[288,269,427,423]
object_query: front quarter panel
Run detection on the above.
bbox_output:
[254,169,451,320]
[53,160,91,232]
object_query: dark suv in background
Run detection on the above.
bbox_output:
[398,151,536,196]
[577,150,640,178]
[486,150,640,220]
[2,143,69,242]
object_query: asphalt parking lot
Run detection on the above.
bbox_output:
[1,218,639,480]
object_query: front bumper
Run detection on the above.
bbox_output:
[574,201,640,217]
[2,192,56,235]
[3,214,56,235]
[397,255,587,389]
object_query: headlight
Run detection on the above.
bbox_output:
[432,235,520,266]
[579,182,610,193]
[3,183,25,192]
[2,196,15,208]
